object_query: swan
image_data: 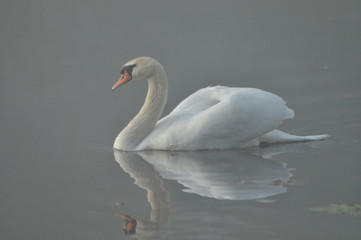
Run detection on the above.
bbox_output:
[112,57,329,151]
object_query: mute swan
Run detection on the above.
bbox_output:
[112,57,328,151]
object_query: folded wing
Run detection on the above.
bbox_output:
[138,86,294,150]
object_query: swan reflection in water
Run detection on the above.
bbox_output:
[114,146,301,238]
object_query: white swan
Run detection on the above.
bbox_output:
[112,57,328,151]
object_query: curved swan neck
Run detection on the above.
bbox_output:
[114,63,168,150]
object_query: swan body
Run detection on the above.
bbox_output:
[112,57,328,151]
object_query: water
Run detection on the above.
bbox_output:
[1,1,361,239]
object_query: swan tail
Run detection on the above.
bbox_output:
[260,130,329,144]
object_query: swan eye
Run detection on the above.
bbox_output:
[120,64,137,77]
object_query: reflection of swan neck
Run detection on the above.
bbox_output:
[114,151,170,234]
[130,167,170,226]
[114,64,168,150]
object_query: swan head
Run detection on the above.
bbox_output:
[112,57,160,91]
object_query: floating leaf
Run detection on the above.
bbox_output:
[308,203,361,217]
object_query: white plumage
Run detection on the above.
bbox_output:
[112,57,328,151]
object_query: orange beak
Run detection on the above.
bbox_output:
[112,71,132,91]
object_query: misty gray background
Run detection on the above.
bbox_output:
[1,0,361,239]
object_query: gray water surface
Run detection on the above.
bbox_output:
[1,1,361,239]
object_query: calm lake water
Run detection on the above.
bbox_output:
[1,1,361,239]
